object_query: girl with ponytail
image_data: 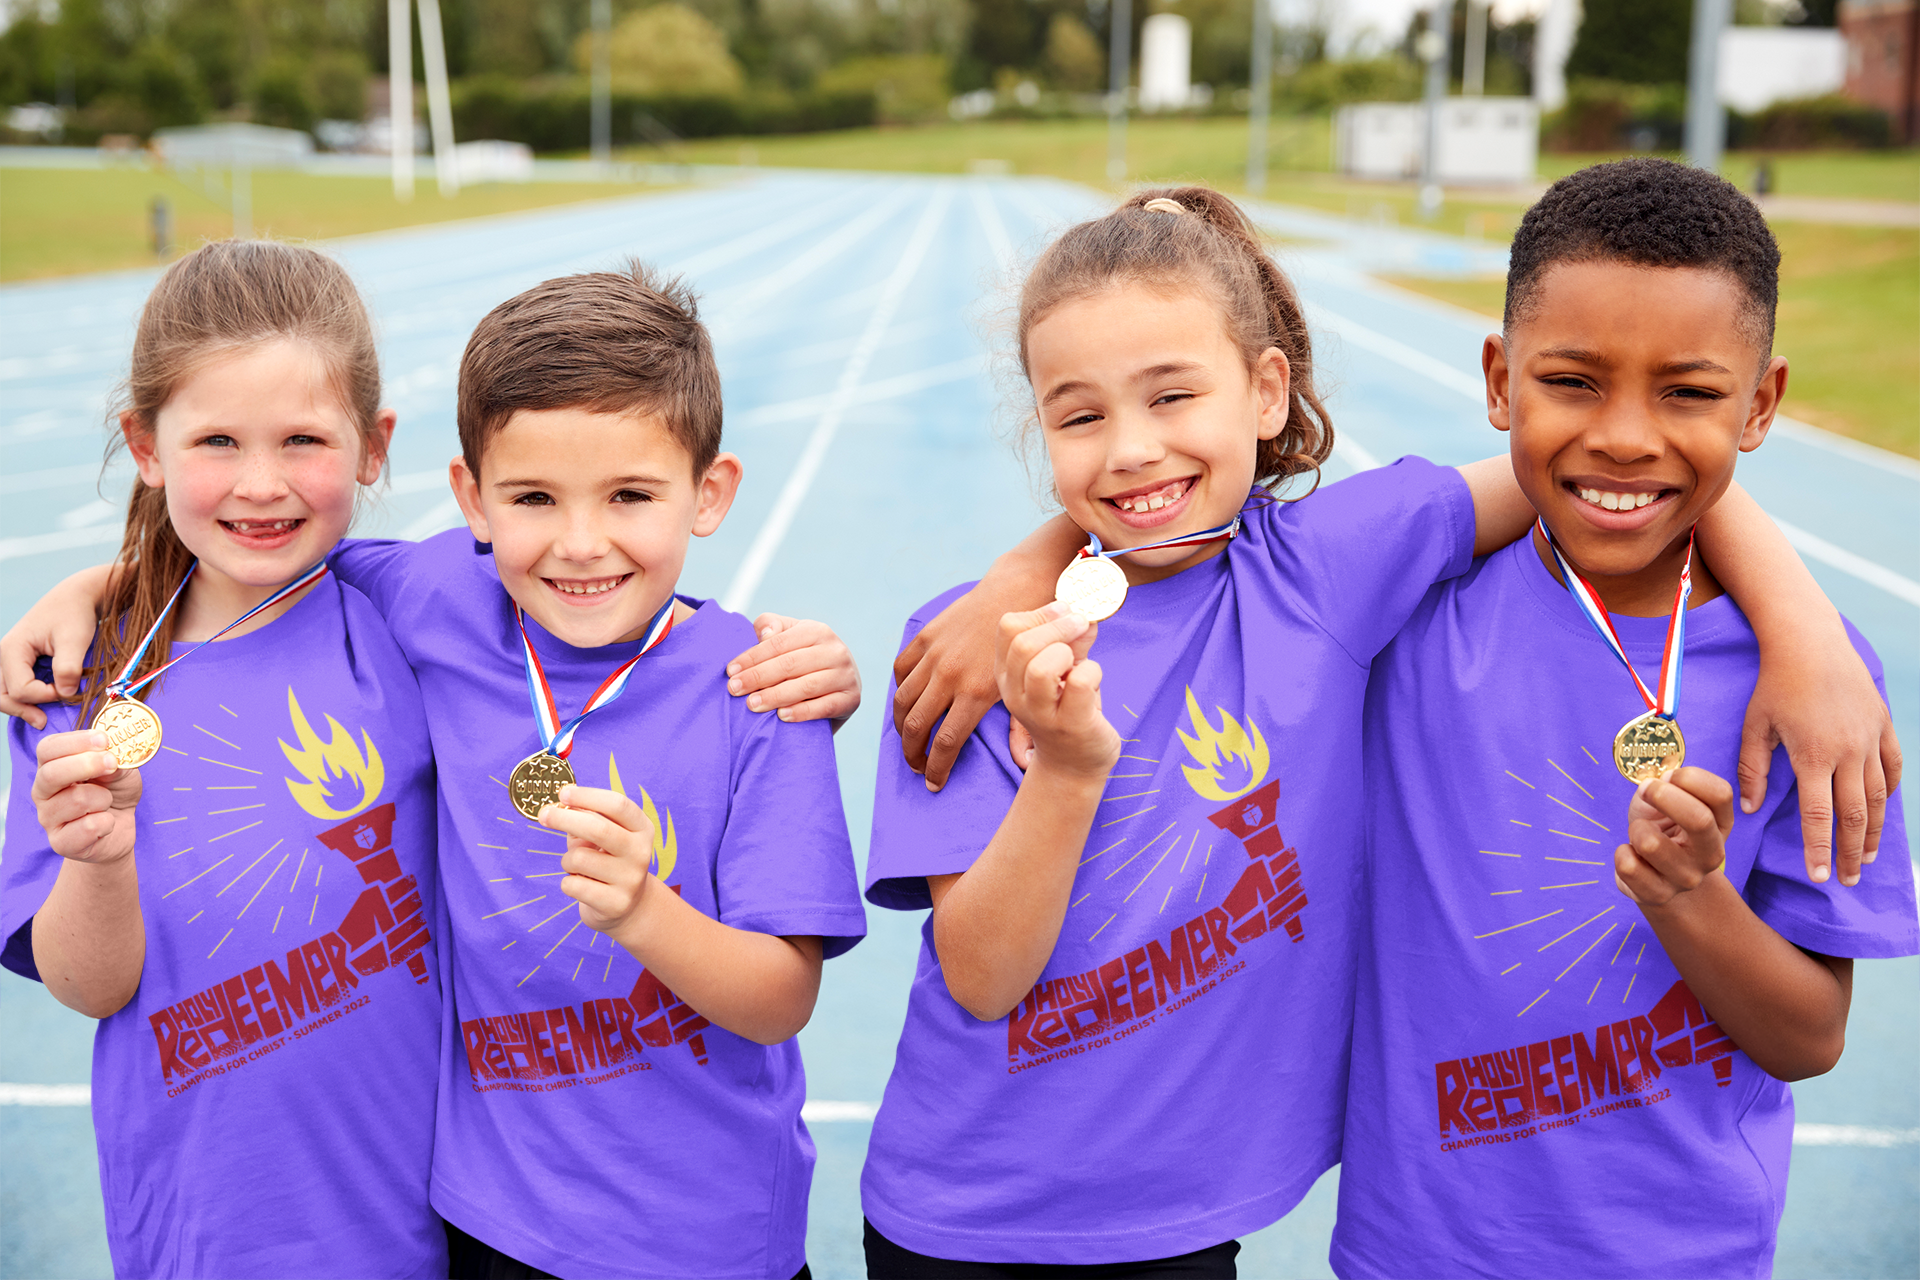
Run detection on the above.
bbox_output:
[859,186,1868,1275]
[4,241,446,1278]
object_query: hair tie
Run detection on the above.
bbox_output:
[1141,198,1187,216]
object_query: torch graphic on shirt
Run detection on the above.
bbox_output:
[281,688,430,984]
[1181,692,1307,942]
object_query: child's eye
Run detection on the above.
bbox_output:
[1669,386,1722,401]
[286,434,325,447]
[198,433,237,448]
[510,491,554,506]
[611,489,653,504]
[1059,411,1102,429]
[1151,391,1194,407]
[1541,375,1593,391]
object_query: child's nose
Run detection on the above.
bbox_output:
[233,452,291,499]
[557,508,611,562]
[1106,409,1167,469]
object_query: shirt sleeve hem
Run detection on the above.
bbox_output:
[1760,909,1920,960]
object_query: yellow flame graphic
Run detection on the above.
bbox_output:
[1176,687,1270,802]
[279,687,384,820]
[608,753,678,882]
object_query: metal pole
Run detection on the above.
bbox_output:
[1685,0,1729,172]
[417,0,458,195]
[388,0,413,201]
[1247,0,1271,194]
[1107,0,1131,183]
[591,0,612,168]
[1463,0,1486,96]
[1419,0,1452,217]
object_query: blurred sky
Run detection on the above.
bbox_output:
[1281,0,1548,55]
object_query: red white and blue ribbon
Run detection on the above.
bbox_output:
[518,597,676,760]
[108,558,330,701]
[1539,518,1692,719]
[1081,514,1243,562]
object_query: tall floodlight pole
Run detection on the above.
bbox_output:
[1247,0,1272,194]
[591,0,612,168]
[388,0,413,200]
[1418,0,1453,218]
[1107,0,1132,182]
[1463,0,1486,96]
[1685,0,1729,172]
[418,0,459,195]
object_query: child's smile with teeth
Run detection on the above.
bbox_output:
[549,574,631,598]
[1572,486,1667,512]
[1107,478,1193,514]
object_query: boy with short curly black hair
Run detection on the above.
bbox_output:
[1332,158,1917,1279]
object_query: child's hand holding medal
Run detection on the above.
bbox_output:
[31,729,143,868]
[993,601,1121,782]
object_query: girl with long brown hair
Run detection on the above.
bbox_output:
[3,240,447,1278]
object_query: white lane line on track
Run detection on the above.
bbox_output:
[972,183,1014,270]
[730,356,987,429]
[0,524,124,562]
[1773,517,1920,608]
[706,188,918,340]
[399,498,467,543]
[722,186,956,614]
[1310,303,1920,609]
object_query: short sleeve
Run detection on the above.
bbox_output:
[1746,768,1919,961]
[2,689,84,982]
[865,592,1024,912]
[712,705,866,958]
[328,537,432,617]
[1252,456,1474,663]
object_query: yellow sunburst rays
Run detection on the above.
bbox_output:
[1472,752,1641,1015]
[1071,691,1273,942]
[279,687,383,821]
[157,694,337,948]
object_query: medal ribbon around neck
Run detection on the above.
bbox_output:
[1539,518,1695,781]
[508,598,676,820]
[1078,514,1243,564]
[516,597,676,762]
[108,558,330,702]
[1055,515,1243,622]
[89,557,330,770]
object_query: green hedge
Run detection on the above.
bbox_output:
[451,77,875,150]
[1548,80,1893,153]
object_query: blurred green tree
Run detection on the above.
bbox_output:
[574,3,747,95]
[1043,11,1102,90]
[1565,0,1690,85]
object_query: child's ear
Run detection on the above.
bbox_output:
[124,413,164,488]
[357,408,398,486]
[448,455,492,543]
[1740,356,1788,453]
[692,452,743,538]
[1254,346,1291,442]
[1483,335,1513,432]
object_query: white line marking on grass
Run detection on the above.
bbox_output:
[723,186,955,613]
[801,1100,880,1122]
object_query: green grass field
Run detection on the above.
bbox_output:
[0,166,670,281]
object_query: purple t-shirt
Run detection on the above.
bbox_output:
[1334,537,1919,1280]
[861,458,1475,1264]
[331,531,867,1280]
[1,577,445,1280]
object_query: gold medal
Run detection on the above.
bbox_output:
[1612,710,1685,783]
[92,696,164,769]
[509,751,576,820]
[1055,555,1129,622]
